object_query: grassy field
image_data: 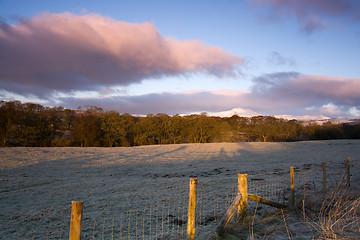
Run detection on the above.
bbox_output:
[1,140,359,239]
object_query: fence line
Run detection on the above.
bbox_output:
[86,196,189,240]
[82,184,190,240]
[54,157,356,239]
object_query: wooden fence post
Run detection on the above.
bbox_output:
[322,162,327,194]
[215,195,242,236]
[346,158,350,187]
[69,201,83,240]
[187,178,197,240]
[290,167,295,208]
[237,174,248,220]
[247,194,287,209]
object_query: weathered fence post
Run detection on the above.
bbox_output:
[187,178,197,240]
[215,195,242,236]
[346,157,350,187]
[69,201,83,240]
[322,162,327,194]
[237,174,248,220]
[290,167,295,208]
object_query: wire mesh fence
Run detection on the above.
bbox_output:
[80,184,190,240]
[194,177,238,238]
[39,157,356,240]
[85,196,188,239]
[248,173,288,205]
[82,177,241,239]
[12,205,71,240]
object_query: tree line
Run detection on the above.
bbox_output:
[1,101,360,147]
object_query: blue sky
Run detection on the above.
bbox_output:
[0,0,359,120]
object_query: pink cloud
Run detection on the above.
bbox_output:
[0,13,243,98]
[252,72,360,105]
[249,0,358,33]
[250,72,360,118]
[294,76,360,104]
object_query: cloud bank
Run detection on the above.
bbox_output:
[249,0,360,33]
[57,72,360,119]
[0,12,243,98]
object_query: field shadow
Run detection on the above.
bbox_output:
[147,145,188,159]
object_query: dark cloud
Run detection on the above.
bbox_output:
[0,13,243,98]
[249,0,360,34]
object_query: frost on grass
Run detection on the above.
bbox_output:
[0,140,360,239]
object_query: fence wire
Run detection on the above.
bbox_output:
[81,183,190,240]
[85,196,189,240]
[194,177,238,238]
[40,158,357,240]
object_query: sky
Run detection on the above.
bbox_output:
[0,0,359,120]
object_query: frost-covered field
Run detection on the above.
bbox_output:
[1,140,360,239]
